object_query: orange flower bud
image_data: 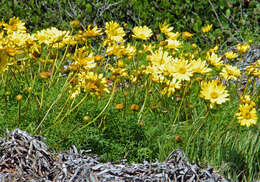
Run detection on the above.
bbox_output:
[16,94,23,101]
[175,136,182,143]
[39,72,51,79]
[116,104,124,110]
[130,104,140,111]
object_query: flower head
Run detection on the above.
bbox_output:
[4,17,26,34]
[132,26,153,40]
[236,104,257,127]
[200,80,229,108]
[105,21,125,42]
[165,39,182,50]
[161,78,181,96]
[224,51,238,60]
[220,64,241,81]
[190,58,212,74]
[182,32,194,39]
[159,22,174,36]
[165,59,193,81]
[237,43,250,54]
[84,24,103,37]
[202,24,213,33]
[206,52,223,68]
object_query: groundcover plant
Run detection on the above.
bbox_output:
[0,17,259,181]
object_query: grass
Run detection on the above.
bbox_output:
[0,18,259,181]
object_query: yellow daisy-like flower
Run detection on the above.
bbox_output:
[105,21,125,42]
[161,78,181,96]
[165,39,182,50]
[208,45,219,53]
[236,104,258,127]
[132,26,153,40]
[3,17,26,34]
[167,32,180,40]
[147,47,173,66]
[202,24,213,33]
[200,80,229,108]
[165,59,193,81]
[236,43,250,54]
[35,27,69,48]
[190,58,212,74]
[181,32,194,39]
[246,63,260,78]
[224,51,238,60]
[84,24,103,37]
[159,22,173,36]
[206,52,223,68]
[78,71,109,97]
[0,50,9,74]
[122,43,136,58]
[240,95,256,107]
[220,64,241,81]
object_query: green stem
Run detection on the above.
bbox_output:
[80,81,117,131]
[172,83,188,128]
[138,80,149,123]
[185,110,210,149]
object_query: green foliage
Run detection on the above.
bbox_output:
[0,0,259,46]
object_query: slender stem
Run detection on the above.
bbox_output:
[33,80,70,133]
[172,83,188,128]
[53,81,117,149]
[210,113,238,149]
[138,80,149,123]
[17,101,21,127]
[185,110,210,150]
[80,81,117,131]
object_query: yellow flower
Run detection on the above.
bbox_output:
[240,95,256,107]
[105,21,125,42]
[220,64,241,81]
[161,78,181,96]
[208,45,219,53]
[200,80,229,108]
[236,104,258,127]
[206,52,223,68]
[35,27,69,48]
[165,39,182,50]
[105,43,124,58]
[122,43,136,58]
[159,22,173,36]
[78,71,109,97]
[132,26,153,40]
[236,43,250,54]
[224,51,238,60]
[0,50,9,74]
[147,47,172,66]
[143,43,155,53]
[246,63,260,78]
[190,58,212,74]
[182,32,194,39]
[84,24,103,37]
[165,59,193,81]
[167,32,180,40]
[4,17,26,34]
[202,24,213,33]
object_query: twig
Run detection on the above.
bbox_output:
[208,0,224,30]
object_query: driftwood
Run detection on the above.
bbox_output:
[0,129,228,182]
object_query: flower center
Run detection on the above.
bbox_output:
[178,67,186,74]
[244,112,251,119]
[210,91,219,99]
